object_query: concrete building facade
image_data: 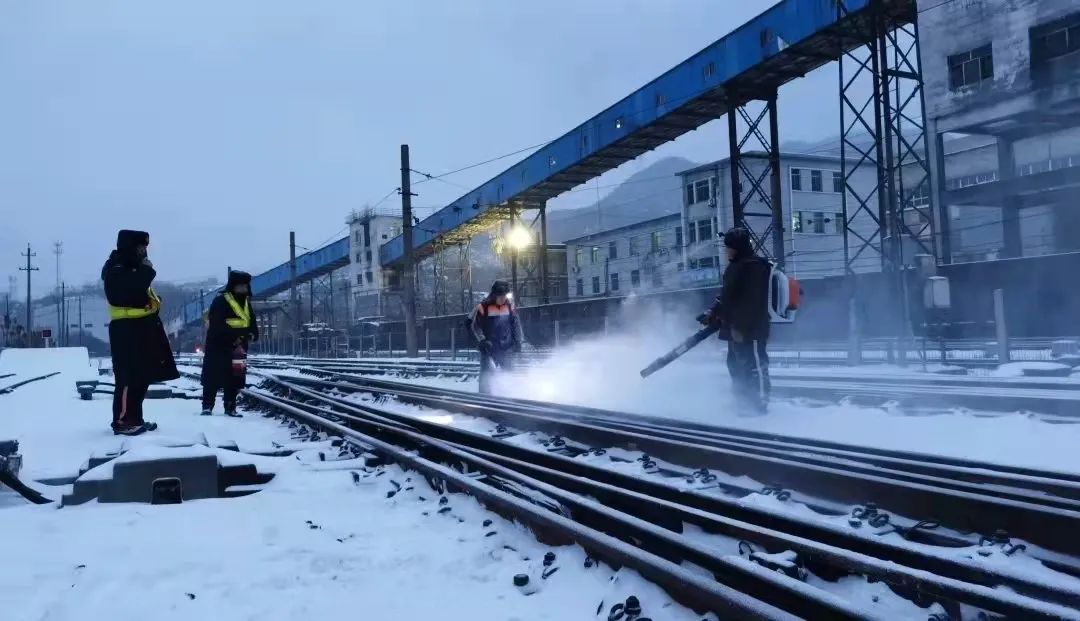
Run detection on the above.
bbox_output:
[678,153,881,281]
[347,208,402,319]
[919,0,1080,262]
[565,214,683,299]
[498,244,568,307]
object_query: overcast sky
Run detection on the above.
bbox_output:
[0,0,839,292]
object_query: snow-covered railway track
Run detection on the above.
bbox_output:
[287,369,1080,555]
[0,371,62,395]
[247,372,1080,620]
[255,357,1080,416]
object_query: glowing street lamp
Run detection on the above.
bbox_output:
[507,226,533,250]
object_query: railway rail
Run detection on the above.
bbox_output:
[236,368,1080,620]
[198,355,1080,417]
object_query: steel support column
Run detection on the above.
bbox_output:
[539,203,549,305]
[838,0,937,363]
[930,128,952,263]
[996,139,1023,258]
[726,91,785,268]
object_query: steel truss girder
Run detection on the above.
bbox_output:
[727,92,786,268]
[838,0,937,276]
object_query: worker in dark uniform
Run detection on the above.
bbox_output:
[699,227,772,415]
[201,271,258,416]
[467,280,523,395]
[102,230,180,435]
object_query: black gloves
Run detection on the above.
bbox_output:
[696,312,711,326]
[478,340,493,354]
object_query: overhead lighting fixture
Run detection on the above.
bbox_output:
[507,226,533,250]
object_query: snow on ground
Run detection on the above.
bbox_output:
[0,349,714,621]
[372,305,1080,474]
[343,389,1080,604]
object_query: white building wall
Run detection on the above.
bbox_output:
[32,295,111,343]
[348,211,401,319]
[565,215,684,299]
[679,154,880,281]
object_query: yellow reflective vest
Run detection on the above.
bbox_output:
[108,288,162,320]
[224,293,252,329]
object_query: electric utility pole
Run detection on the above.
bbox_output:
[400,144,418,357]
[53,241,62,344]
[289,231,299,335]
[60,281,66,346]
[19,245,38,346]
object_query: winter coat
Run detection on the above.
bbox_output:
[102,251,180,385]
[200,293,259,388]
[711,251,772,341]
[467,298,523,352]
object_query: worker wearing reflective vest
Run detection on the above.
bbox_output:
[467,280,524,395]
[200,270,258,416]
[101,229,179,436]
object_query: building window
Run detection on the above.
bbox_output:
[576,279,583,296]
[629,236,642,256]
[365,250,372,263]
[910,184,930,208]
[810,169,823,192]
[694,180,710,204]
[948,44,994,90]
[366,271,373,283]
[608,240,618,259]
[675,226,683,247]
[354,230,361,243]
[699,256,715,268]
[650,231,661,252]
[357,275,363,285]
[363,223,370,247]
[685,184,695,205]
[832,171,844,193]
[630,270,641,287]
[591,276,600,294]
[793,211,841,234]
[790,168,802,191]
[1031,14,1080,66]
[697,219,712,242]
[355,253,362,263]
[610,272,620,292]
[574,247,583,267]
[590,246,600,264]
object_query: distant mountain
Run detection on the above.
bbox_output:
[542,156,698,243]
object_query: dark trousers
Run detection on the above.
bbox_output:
[112,381,149,428]
[202,383,240,413]
[727,338,770,413]
[479,349,514,395]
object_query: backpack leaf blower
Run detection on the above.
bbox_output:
[639,264,801,378]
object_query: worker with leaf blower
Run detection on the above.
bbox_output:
[466,280,524,395]
[200,270,258,416]
[699,227,773,415]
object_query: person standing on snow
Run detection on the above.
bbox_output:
[102,230,180,435]
[699,227,772,415]
[200,270,258,416]
[467,280,523,395]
